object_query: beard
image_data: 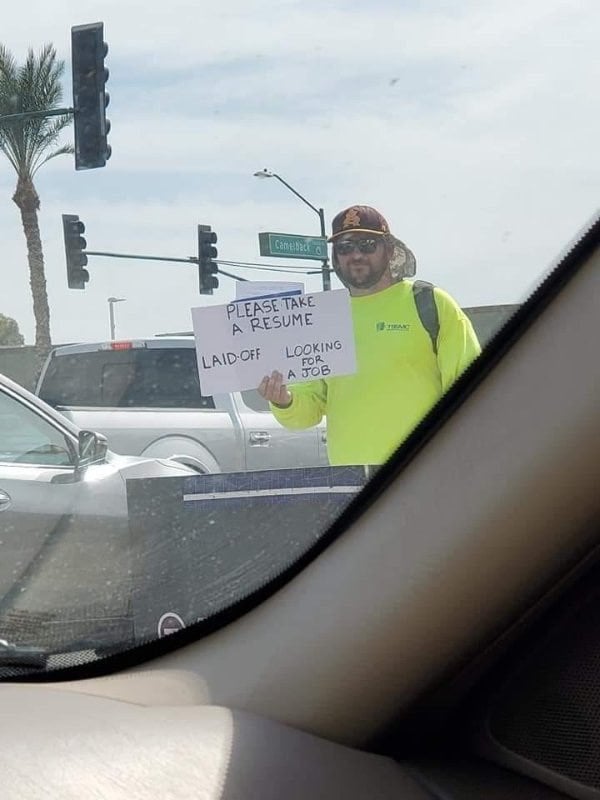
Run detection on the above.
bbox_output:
[336,259,389,290]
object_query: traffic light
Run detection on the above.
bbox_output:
[71,22,111,170]
[62,214,89,289]
[198,225,219,294]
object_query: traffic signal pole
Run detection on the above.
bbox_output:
[266,175,331,291]
[64,220,249,291]
[253,169,331,291]
[0,107,73,123]
[78,249,247,284]
[0,22,111,171]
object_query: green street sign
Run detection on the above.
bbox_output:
[258,232,328,261]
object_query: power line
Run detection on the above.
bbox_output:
[217,258,313,270]
[216,259,320,276]
[217,267,247,282]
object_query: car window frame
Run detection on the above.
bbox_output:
[0,384,79,468]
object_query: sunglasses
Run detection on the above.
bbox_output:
[333,237,381,256]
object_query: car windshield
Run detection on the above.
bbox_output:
[0,1,597,673]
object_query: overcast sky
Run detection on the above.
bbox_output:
[1,0,598,344]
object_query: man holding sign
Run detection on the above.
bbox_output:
[258,205,481,466]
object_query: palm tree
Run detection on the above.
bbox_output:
[0,43,73,354]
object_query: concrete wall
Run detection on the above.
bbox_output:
[0,346,40,392]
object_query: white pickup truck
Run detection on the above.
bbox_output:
[35,338,328,473]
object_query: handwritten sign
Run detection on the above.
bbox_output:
[191,289,356,395]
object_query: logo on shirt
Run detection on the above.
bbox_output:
[376,321,410,332]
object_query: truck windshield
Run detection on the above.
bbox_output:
[38,348,215,409]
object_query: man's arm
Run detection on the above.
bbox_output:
[258,370,327,429]
[434,289,482,392]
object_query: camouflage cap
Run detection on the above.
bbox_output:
[328,205,390,241]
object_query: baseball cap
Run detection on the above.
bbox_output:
[328,205,390,241]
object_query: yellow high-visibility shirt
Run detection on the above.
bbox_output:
[271,280,481,466]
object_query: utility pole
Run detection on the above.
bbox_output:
[254,169,331,291]
[107,297,126,340]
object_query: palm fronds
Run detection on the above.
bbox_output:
[0,43,72,178]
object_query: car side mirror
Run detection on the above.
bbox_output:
[77,430,108,468]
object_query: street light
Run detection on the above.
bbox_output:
[107,296,126,340]
[253,168,331,291]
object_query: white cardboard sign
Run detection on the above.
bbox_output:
[191,289,356,395]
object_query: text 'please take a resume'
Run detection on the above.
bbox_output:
[191,289,356,395]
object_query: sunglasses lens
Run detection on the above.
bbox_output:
[334,238,379,255]
[359,239,378,253]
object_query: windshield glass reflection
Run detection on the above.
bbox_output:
[0,1,597,667]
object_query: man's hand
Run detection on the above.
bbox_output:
[258,371,292,409]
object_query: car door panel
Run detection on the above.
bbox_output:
[236,391,326,470]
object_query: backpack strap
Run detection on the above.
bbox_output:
[412,280,440,355]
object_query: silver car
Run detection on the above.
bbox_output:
[0,372,194,652]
